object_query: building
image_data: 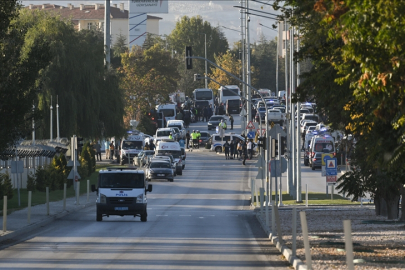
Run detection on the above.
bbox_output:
[25,3,162,47]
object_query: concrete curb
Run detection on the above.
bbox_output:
[255,211,308,270]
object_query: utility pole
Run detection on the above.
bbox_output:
[240,0,246,131]
[204,33,208,88]
[56,95,60,142]
[246,0,252,123]
[50,96,53,142]
[32,104,35,146]
[104,0,111,67]
[290,25,296,199]
[296,29,302,202]
[285,21,292,195]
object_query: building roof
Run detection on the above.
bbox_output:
[24,3,162,21]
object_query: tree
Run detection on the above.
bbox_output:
[120,44,180,128]
[168,16,229,80]
[208,51,242,95]
[111,33,128,68]
[0,4,52,153]
[14,10,126,141]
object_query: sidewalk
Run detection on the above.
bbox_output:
[0,189,96,242]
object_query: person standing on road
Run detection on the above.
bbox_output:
[223,140,230,160]
[196,130,201,149]
[229,115,234,130]
[230,140,235,159]
[191,130,198,149]
[149,140,155,151]
[105,140,110,160]
[247,139,253,160]
[237,141,242,160]
[94,141,102,161]
[186,130,191,149]
[109,141,115,160]
[242,141,247,165]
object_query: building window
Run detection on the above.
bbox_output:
[87,22,93,30]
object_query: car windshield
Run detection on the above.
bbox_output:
[169,125,182,130]
[258,108,266,112]
[145,152,154,156]
[210,116,223,121]
[157,150,181,158]
[122,141,143,150]
[157,130,171,136]
[150,162,171,169]
[99,173,144,188]
[160,109,175,117]
[314,142,334,152]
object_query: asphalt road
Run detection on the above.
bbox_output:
[0,137,291,269]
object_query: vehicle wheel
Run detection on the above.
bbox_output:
[304,159,308,166]
[140,212,147,222]
[169,179,174,182]
[96,212,102,222]
[215,146,222,153]
[182,165,185,169]
[312,165,315,170]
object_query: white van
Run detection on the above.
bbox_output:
[166,120,186,139]
[155,139,183,174]
[156,103,177,122]
[309,135,336,158]
[91,168,152,222]
[119,132,145,165]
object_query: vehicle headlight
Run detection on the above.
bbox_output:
[149,169,154,174]
[100,194,107,204]
[136,194,143,203]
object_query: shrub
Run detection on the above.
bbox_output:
[0,172,13,200]
[35,166,53,192]
[27,172,36,192]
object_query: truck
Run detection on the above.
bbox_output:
[91,167,152,222]
[119,131,145,165]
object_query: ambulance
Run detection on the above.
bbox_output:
[155,139,183,174]
[119,131,145,165]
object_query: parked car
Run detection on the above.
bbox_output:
[198,131,211,147]
[146,160,174,182]
[207,115,228,130]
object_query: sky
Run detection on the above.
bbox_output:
[22,0,280,46]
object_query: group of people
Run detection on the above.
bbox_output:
[222,139,254,165]
[186,130,201,149]
[143,141,155,151]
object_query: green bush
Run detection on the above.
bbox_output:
[27,172,36,192]
[0,172,13,200]
[35,166,53,192]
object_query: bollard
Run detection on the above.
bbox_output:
[292,207,297,257]
[3,196,7,232]
[306,184,308,207]
[260,187,264,217]
[300,211,312,270]
[63,183,66,210]
[274,204,283,245]
[331,184,334,200]
[343,220,355,270]
[251,179,254,206]
[27,191,32,224]
[265,184,270,228]
[46,187,49,215]
[271,204,276,234]
[87,180,90,203]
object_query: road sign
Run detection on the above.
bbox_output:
[270,122,275,128]
[256,128,266,136]
[246,120,255,129]
[326,175,337,183]
[269,158,287,177]
[326,158,337,169]
[321,153,334,166]
[67,169,81,180]
[247,131,256,139]
[11,161,24,174]
[268,124,286,138]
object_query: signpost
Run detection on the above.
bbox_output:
[247,131,256,139]
[246,120,256,130]
[323,156,338,194]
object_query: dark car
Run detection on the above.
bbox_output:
[254,107,267,123]
[310,152,322,170]
[198,131,211,146]
[207,115,227,130]
[146,161,174,182]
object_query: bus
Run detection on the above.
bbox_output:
[193,88,214,109]
[218,85,240,105]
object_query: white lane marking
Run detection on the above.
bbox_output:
[199,217,204,219]
[156,215,168,216]
[179,215,191,216]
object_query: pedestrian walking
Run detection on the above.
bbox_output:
[149,140,155,151]
[105,140,110,160]
[144,142,150,150]
[223,140,230,160]
[237,141,243,160]
[109,141,115,160]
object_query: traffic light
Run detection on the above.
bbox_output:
[280,136,287,156]
[185,46,192,69]
[258,137,266,148]
[77,137,83,150]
